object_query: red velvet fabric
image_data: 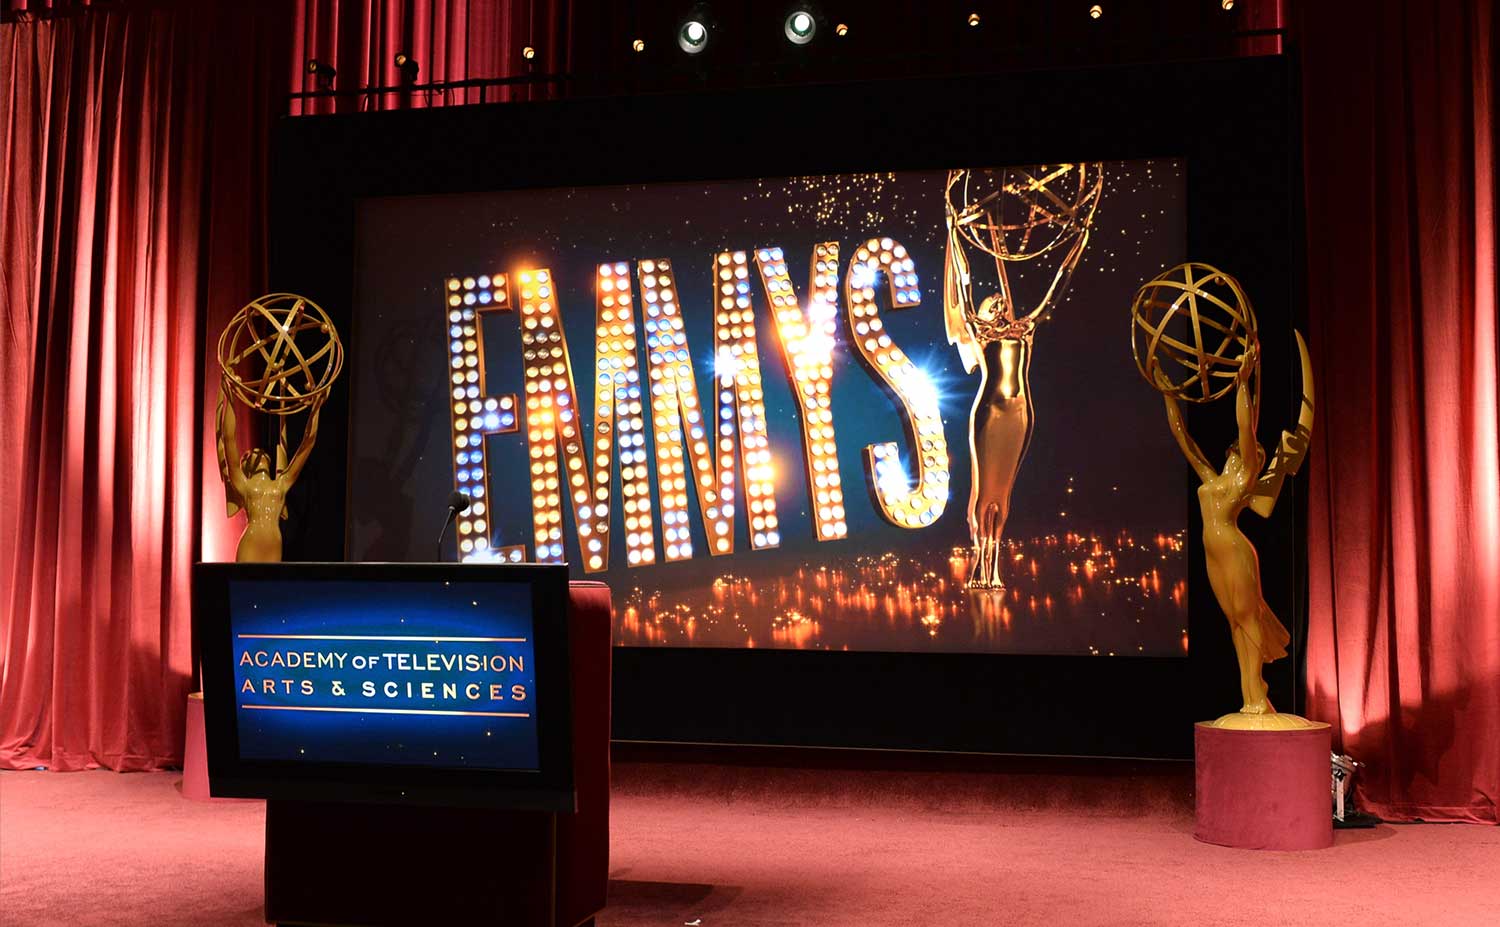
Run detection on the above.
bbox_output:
[1297,0,1500,823]
[1194,724,1333,851]
[287,0,571,115]
[0,1,289,771]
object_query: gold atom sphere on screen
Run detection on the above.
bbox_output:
[946,163,1104,261]
[217,293,344,415]
[1130,262,1257,403]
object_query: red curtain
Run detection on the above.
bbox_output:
[288,0,571,115]
[1299,0,1500,823]
[1,0,567,771]
[0,1,289,770]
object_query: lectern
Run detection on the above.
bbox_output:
[193,563,611,926]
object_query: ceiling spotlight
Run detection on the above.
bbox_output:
[1089,4,1102,18]
[678,19,709,54]
[835,22,848,36]
[632,38,646,52]
[1222,0,1235,8]
[521,46,536,60]
[967,12,981,27]
[784,7,817,45]
[305,59,336,88]
[393,52,419,83]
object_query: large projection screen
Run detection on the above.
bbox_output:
[346,161,1188,658]
[271,55,1303,756]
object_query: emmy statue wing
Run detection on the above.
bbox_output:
[1249,330,1315,518]
[215,390,245,518]
[274,423,291,521]
[944,222,980,374]
[220,458,244,519]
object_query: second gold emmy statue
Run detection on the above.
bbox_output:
[215,294,344,563]
[1130,263,1315,731]
[944,164,1103,588]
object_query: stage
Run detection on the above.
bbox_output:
[5,760,1497,927]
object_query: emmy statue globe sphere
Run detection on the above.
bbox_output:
[1130,262,1257,403]
[945,163,1104,261]
[217,294,344,415]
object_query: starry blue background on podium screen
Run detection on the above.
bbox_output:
[228,578,539,770]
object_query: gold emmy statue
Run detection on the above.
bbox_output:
[944,164,1103,588]
[215,294,344,563]
[1130,263,1315,731]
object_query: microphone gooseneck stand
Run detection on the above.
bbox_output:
[435,490,472,562]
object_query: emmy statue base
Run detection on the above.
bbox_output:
[1194,720,1333,850]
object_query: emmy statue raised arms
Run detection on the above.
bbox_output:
[215,294,344,563]
[1130,264,1315,730]
[944,165,1103,589]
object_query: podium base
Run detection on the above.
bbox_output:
[265,799,558,926]
[1194,721,1332,850]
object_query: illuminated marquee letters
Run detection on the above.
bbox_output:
[844,238,951,528]
[516,267,658,572]
[756,244,848,541]
[591,263,657,568]
[443,274,526,563]
[640,256,780,560]
[444,238,950,563]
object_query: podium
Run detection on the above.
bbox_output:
[243,579,612,927]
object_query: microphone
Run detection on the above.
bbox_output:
[436,490,472,562]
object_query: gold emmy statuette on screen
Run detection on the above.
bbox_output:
[215,294,344,563]
[944,164,1103,588]
[1130,263,1316,731]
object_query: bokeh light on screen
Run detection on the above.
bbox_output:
[350,160,1190,655]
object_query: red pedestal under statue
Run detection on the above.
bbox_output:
[1194,722,1333,851]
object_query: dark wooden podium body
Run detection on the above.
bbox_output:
[263,581,612,927]
[265,800,561,925]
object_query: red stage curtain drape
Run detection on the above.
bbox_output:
[1,0,564,771]
[0,1,289,771]
[1298,0,1500,823]
[288,0,571,115]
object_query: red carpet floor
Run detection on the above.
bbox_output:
[4,762,1498,926]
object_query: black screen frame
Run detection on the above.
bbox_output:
[270,54,1305,760]
[193,561,575,809]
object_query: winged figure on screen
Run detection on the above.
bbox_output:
[943,164,1103,589]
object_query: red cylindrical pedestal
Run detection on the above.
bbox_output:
[182,691,211,801]
[1194,722,1332,850]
